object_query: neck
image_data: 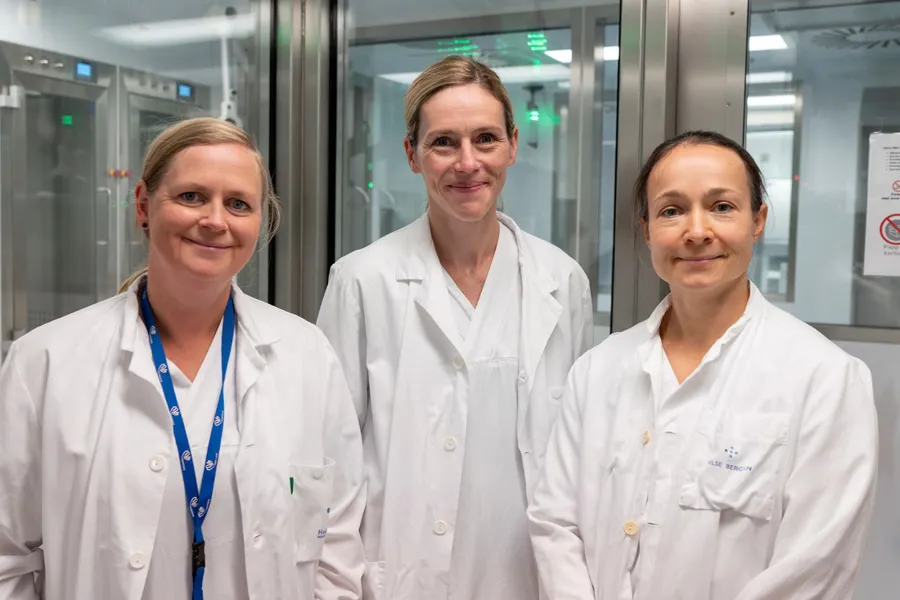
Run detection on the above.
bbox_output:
[661,277,751,351]
[428,206,500,272]
[144,267,232,347]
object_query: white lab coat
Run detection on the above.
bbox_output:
[0,280,366,600]
[528,284,879,600]
[316,212,594,599]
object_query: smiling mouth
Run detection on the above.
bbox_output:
[679,256,722,263]
[185,238,231,250]
[449,183,487,193]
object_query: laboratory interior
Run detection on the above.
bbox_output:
[1,0,899,595]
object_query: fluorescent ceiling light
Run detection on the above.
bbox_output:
[747,71,793,84]
[748,34,788,51]
[747,94,796,108]
[547,35,779,66]
[545,46,619,64]
[381,63,570,86]
[96,14,255,47]
[746,110,794,127]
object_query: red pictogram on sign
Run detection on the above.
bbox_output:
[893,180,900,193]
[880,214,900,245]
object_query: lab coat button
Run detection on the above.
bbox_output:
[452,357,464,370]
[444,437,458,451]
[623,520,639,537]
[551,388,563,399]
[129,553,146,569]
[311,469,323,480]
[642,430,651,445]
[433,520,449,535]
[149,456,165,472]
[253,532,263,546]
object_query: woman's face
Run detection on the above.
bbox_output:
[136,143,262,287]
[405,83,518,224]
[643,143,767,297]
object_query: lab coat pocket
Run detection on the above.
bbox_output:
[680,411,790,521]
[290,457,336,563]
[362,560,386,599]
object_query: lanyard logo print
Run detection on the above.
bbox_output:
[139,286,235,600]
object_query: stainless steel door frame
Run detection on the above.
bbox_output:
[0,43,115,355]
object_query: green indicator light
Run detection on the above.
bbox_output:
[61,115,73,126]
[367,181,374,189]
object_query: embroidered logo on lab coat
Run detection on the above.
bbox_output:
[708,446,753,472]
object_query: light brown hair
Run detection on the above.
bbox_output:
[119,117,280,292]
[404,55,516,147]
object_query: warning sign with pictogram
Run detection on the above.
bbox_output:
[865,134,900,276]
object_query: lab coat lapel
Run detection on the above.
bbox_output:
[402,215,466,357]
[502,213,562,394]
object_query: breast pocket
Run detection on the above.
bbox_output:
[290,457,336,562]
[680,410,791,521]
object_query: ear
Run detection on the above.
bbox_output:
[404,137,422,174]
[135,180,151,227]
[753,203,769,241]
[508,126,519,167]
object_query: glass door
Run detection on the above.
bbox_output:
[337,4,621,339]
[0,42,114,359]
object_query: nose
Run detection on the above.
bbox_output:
[198,198,228,232]
[454,140,480,173]
[686,208,713,243]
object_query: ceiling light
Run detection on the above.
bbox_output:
[747,94,796,108]
[545,46,620,64]
[381,63,570,86]
[96,14,255,48]
[748,34,788,51]
[747,71,793,84]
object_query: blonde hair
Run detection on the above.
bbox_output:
[118,117,281,293]
[404,55,516,147]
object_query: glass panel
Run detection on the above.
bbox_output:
[23,93,98,327]
[339,3,621,340]
[746,0,900,329]
[0,0,273,354]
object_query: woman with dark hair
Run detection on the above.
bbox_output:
[527,130,878,600]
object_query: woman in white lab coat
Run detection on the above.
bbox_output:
[0,118,365,600]
[316,56,594,600]
[527,130,879,600]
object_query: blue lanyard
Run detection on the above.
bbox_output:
[139,285,235,600]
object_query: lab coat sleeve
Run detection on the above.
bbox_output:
[316,264,368,429]
[315,336,367,600]
[527,359,595,599]
[0,343,43,600]
[734,359,878,600]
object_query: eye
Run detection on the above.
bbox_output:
[179,191,201,203]
[476,132,497,144]
[713,202,734,213]
[660,207,680,218]
[431,137,452,147]
[230,198,252,212]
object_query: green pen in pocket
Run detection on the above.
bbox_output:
[290,476,294,495]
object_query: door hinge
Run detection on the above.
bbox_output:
[0,85,23,109]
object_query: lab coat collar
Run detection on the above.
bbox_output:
[394,211,560,295]
[397,211,562,390]
[121,276,277,407]
[639,280,764,372]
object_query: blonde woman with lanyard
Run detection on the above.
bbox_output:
[528,131,878,599]
[0,118,365,599]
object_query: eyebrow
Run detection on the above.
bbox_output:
[423,126,504,139]
[654,187,739,202]
[170,181,256,200]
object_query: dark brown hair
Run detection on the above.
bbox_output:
[633,130,767,224]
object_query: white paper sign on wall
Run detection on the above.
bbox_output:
[864,133,900,277]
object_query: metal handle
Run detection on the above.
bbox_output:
[96,186,112,246]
